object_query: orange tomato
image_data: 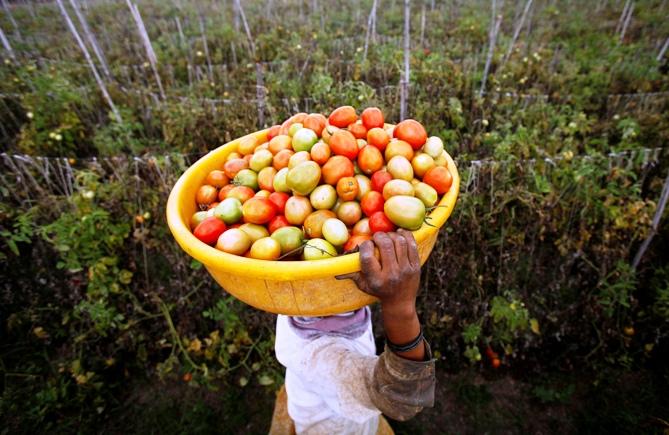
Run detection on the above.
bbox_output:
[336,177,359,201]
[237,135,258,155]
[329,129,359,160]
[196,185,218,206]
[226,186,255,204]
[269,135,293,154]
[206,201,220,210]
[328,105,358,128]
[242,198,277,225]
[303,113,327,136]
[361,107,385,130]
[257,167,277,192]
[393,119,427,150]
[310,141,331,165]
[206,170,229,188]
[321,124,338,144]
[343,234,372,252]
[347,121,368,139]
[357,145,384,175]
[322,155,355,185]
[272,149,294,170]
[223,158,249,179]
[423,166,453,194]
[304,210,337,239]
[267,124,281,141]
[290,112,308,124]
[218,184,236,201]
[367,127,390,151]
[384,139,414,162]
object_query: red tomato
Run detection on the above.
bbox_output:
[358,145,384,174]
[218,184,236,201]
[329,130,358,160]
[206,170,229,188]
[268,192,290,214]
[367,127,390,151]
[370,171,393,193]
[361,107,385,130]
[368,211,396,233]
[343,234,372,252]
[196,185,218,206]
[194,217,227,245]
[267,124,281,141]
[423,166,453,194]
[336,177,359,201]
[268,215,289,234]
[303,113,327,136]
[223,158,249,179]
[347,121,368,140]
[322,155,355,185]
[328,106,358,128]
[310,141,331,165]
[393,119,428,150]
[361,191,384,216]
[226,186,255,204]
[242,198,277,224]
[491,358,501,369]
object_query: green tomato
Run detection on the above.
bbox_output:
[270,226,305,255]
[414,182,438,207]
[273,167,290,193]
[321,218,349,246]
[234,169,258,190]
[249,149,273,172]
[214,197,243,224]
[292,128,319,152]
[302,238,337,261]
[382,179,415,200]
[383,195,426,230]
[239,223,269,243]
[190,211,208,229]
[287,161,321,196]
[288,123,303,137]
[309,184,337,210]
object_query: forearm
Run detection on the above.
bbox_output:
[381,301,426,361]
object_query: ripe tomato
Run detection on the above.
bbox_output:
[242,197,277,224]
[394,119,428,150]
[303,113,327,136]
[216,228,252,255]
[226,186,255,204]
[321,124,338,144]
[272,149,294,170]
[269,135,293,154]
[267,124,281,141]
[257,167,277,192]
[194,216,227,245]
[368,211,396,233]
[196,185,218,206]
[352,217,371,236]
[361,191,384,216]
[322,156,355,185]
[371,171,393,193]
[386,156,414,181]
[423,166,453,194]
[329,129,359,160]
[268,191,290,214]
[328,105,358,128]
[348,121,368,140]
[358,145,384,175]
[304,210,337,239]
[491,358,501,369]
[206,170,229,189]
[361,107,385,130]
[310,141,331,165]
[385,139,414,162]
[207,201,220,210]
[268,215,290,234]
[343,234,372,252]
[336,201,362,226]
[336,177,359,201]
[367,127,390,151]
[285,196,313,225]
[290,112,308,124]
[384,196,426,230]
[249,237,281,260]
[217,184,235,201]
[237,135,258,155]
[223,158,249,179]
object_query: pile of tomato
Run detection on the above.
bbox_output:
[189,106,453,261]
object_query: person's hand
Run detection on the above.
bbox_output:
[337,229,426,360]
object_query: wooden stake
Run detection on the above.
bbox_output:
[126,0,166,101]
[632,169,669,270]
[480,0,503,97]
[0,24,15,62]
[69,0,112,81]
[501,0,532,69]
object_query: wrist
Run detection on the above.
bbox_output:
[381,300,417,321]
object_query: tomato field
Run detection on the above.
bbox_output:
[1,0,668,433]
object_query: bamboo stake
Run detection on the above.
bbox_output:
[619,1,633,42]
[480,0,503,97]
[632,169,669,270]
[1,0,22,43]
[363,0,379,61]
[126,0,166,101]
[501,0,532,69]
[234,0,256,58]
[0,25,15,62]
[615,0,630,35]
[56,0,121,123]
[69,0,112,81]
[420,3,426,47]
[198,14,213,82]
[400,0,410,120]
[657,37,669,62]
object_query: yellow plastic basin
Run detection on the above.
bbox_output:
[166,129,460,316]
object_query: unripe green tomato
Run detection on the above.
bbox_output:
[214,197,243,224]
[383,195,426,230]
[387,155,414,181]
[302,238,337,260]
[271,226,305,254]
[292,128,319,152]
[190,211,208,229]
[239,223,269,243]
[423,136,444,158]
[414,182,439,207]
[234,169,258,190]
[273,168,290,192]
[287,161,321,196]
[310,184,337,210]
[321,218,349,246]
[249,149,273,172]
[383,179,415,200]
[288,151,312,169]
[288,122,303,137]
[434,150,448,167]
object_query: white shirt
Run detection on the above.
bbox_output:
[275,314,381,435]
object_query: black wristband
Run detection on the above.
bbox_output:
[386,326,424,353]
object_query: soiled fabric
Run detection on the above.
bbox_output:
[275,313,436,435]
[288,307,370,340]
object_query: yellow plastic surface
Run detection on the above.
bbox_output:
[166,129,460,316]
